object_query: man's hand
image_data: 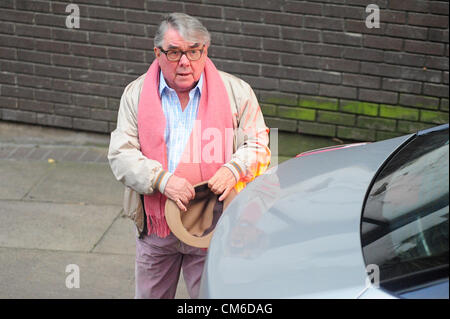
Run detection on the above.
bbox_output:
[208,167,237,201]
[164,175,195,212]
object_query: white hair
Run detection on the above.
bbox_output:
[154,12,211,48]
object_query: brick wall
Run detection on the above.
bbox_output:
[0,0,448,141]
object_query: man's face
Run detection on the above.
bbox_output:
[154,28,208,94]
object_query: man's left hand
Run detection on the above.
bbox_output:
[208,167,237,201]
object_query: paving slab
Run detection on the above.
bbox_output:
[8,146,34,159]
[0,247,190,299]
[0,159,50,200]
[79,147,108,163]
[92,214,136,256]
[25,161,124,206]
[0,121,110,147]
[0,145,109,163]
[0,200,121,252]
[0,145,15,158]
[0,247,135,299]
[27,146,53,161]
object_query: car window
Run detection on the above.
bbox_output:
[361,127,449,296]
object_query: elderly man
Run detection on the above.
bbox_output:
[108,12,270,299]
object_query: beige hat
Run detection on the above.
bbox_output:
[165,181,237,248]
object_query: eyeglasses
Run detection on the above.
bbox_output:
[158,46,205,62]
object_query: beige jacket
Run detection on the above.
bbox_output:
[108,70,271,236]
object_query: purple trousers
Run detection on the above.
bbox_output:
[135,232,207,299]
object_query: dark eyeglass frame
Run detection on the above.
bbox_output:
[158,45,205,62]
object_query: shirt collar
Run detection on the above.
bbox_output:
[159,70,204,96]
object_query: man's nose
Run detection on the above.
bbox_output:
[178,53,190,66]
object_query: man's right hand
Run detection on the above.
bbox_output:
[164,175,195,212]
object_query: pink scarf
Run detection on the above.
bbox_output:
[137,58,234,237]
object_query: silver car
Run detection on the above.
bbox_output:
[199,124,449,299]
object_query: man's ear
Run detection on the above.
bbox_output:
[154,47,160,58]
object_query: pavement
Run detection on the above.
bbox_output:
[0,120,301,299]
[0,121,190,299]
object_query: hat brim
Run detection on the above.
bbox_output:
[165,181,236,248]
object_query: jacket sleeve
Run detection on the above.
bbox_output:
[108,77,170,195]
[223,80,271,183]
